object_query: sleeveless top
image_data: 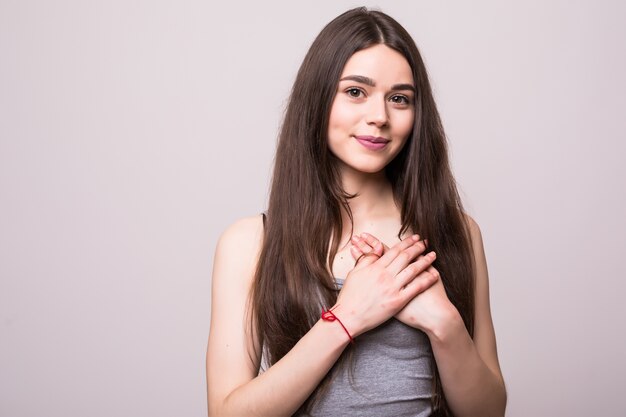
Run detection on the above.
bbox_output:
[294,278,434,417]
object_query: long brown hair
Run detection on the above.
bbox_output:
[250,7,475,415]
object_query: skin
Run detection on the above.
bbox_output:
[327,44,415,176]
[206,44,506,416]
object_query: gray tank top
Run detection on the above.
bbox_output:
[295,278,434,417]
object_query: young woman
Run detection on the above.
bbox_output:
[206,7,506,417]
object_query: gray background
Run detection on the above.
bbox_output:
[1,1,625,416]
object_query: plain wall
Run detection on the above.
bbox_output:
[1,1,625,416]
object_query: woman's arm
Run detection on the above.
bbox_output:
[351,218,506,416]
[425,216,506,417]
[206,216,438,417]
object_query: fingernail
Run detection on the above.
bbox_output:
[429,251,436,259]
[412,234,420,241]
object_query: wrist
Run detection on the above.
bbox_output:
[321,306,355,343]
[325,303,364,338]
[424,304,464,346]
[317,312,353,347]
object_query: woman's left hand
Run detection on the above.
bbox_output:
[351,233,460,335]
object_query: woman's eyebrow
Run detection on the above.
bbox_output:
[339,75,416,93]
[340,75,376,86]
[391,83,416,93]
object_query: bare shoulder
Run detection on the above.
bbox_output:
[217,215,264,253]
[462,213,491,290]
[463,213,482,241]
[213,214,265,288]
[463,213,486,258]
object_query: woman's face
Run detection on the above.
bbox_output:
[327,44,415,176]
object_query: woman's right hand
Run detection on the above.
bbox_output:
[331,234,438,338]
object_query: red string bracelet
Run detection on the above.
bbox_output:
[321,306,354,344]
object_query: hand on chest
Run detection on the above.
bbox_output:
[330,221,410,279]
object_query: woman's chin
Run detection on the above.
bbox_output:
[341,163,388,177]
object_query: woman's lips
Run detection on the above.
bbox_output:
[354,135,390,151]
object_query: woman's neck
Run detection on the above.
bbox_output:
[339,166,399,230]
[330,166,406,276]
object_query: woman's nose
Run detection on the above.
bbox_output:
[365,96,388,127]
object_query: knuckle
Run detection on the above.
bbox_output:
[410,282,424,293]
[377,269,390,281]
[397,251,411,263]
[397,240,410,250]
[395,268,407,281]
[418,257,430,268]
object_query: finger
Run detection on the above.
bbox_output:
[350,235,380,258]
[400,267,439,300]
[353,252,380,268]
[386,239,428,276]
[394,251,437,289]
[398,254,439,298]
[358,233,387,255]
[426,265,440,278]
[377,234,420,267]
[349,244,364,261]
[378,234,424,275]
[354,238,376,255]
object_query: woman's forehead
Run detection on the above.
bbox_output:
[339,44,414,86]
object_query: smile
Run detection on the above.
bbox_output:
[354,135,390,151]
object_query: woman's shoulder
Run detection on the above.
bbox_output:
[216,214,265,260]
[219,214,264,240]
[463,213,482,239]
[211,214,265,295]
[461,213,489,275]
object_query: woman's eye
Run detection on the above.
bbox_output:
[346,88,363,98]
[390,95,410,105]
